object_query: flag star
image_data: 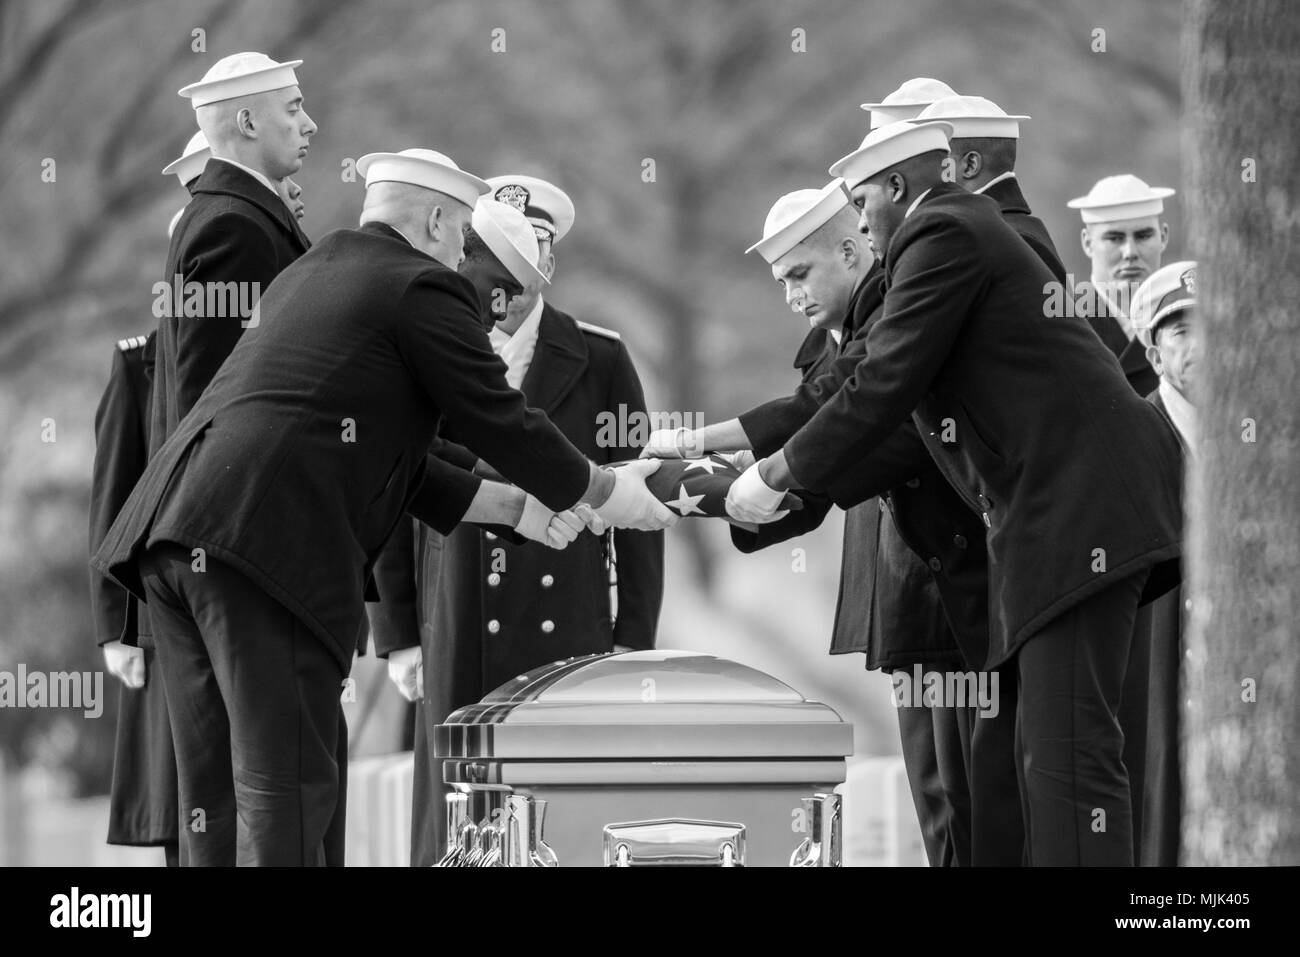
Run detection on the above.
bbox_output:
[667,484,706,516]
[684,456,721,474]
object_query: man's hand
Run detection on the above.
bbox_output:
[640,427,697,459]
[573,503,608,536]
[386,645,423,702]
[103,640,145,689]
[725,460,788,524]
[515,494,586,549]
[594,459,679,531]
[718,450,757,471]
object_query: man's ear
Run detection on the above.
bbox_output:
[235,108,257,139]
[426,204,444,243]
[1145,343,1163,374]
[1159,220,1170,252]
[961,150,982,180]
[540,251,556,282]
[1080,226,1093,257]
[840,237,860,269]
[887,171,908,205]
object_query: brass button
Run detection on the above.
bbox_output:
[928,557,942,572]
[485,532,498,541]
[487,619,500,634]
[487,572,501,586]
[906,477,921,489]
[977,493,991,510]
[541,620,555,633]
[953,534,967,549]
[541,574,554,587]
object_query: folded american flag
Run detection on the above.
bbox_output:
[642,454,804,526]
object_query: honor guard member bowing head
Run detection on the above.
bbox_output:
[743,181,987,866]
[726,118,1184,866]
[163,131,211,237]
[372,173,665,865]
[1068,174,1175,396]
[92,146,674,866]
[862,77,959,128]
[911,95,1066,283]
[154,52,315,456]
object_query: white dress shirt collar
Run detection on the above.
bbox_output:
[1158,378,1198,454]
[974,170,1017,195]
[489,296,545,390]
[211,156,281,198]
[905,187,933,219]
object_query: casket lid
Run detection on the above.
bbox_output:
[436,651,852,760]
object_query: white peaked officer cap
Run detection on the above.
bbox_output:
[829,120,954,189]
[485,175,576,244]
[161,130,211,185]
[356,148,491,210]
[912,95,1030,139]
[862,77,959,129]
[1067,174,1176,224]
[745,180,850,263]
[1131,261,1197,349]
[472,198,550,286]
[179,52,303,109]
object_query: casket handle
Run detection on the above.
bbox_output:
[789,792,842,867]
[603,819,746,867]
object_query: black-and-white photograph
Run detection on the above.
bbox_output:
[0,0,1294,924]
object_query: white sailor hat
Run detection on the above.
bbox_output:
[179,52,303,109]
[830,120,954,189]
[356,148,491,209]
[861,77,959,129]
[1067,174,1175,224]
[161,131,211,185]
[485,175,575,244]
[912,94,1029,139]
[745,180,850,263]
[472,198,550,286]
[1131,261,1196,349]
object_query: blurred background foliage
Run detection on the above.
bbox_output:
[0,0,1181,796]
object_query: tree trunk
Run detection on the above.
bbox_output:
[1182,0,1300,865]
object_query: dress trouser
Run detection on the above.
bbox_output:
[969,667,1025,866]
[140,541,347,866]
[894,661,974,867]
[1014,570,1147,866]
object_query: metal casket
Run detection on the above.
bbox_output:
[433,649,852,866]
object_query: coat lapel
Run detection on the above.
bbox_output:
[520,303,588,413]
[193,159,309,254]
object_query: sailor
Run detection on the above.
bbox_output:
[1067,174,1176,397]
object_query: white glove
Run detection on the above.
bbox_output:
[640,427,700,459]
[725,460,788,524]
[718,450,757,471]
[103,640,145,689]
[515,494,585,549]
[593,459,679,531]
[386,645,423,702]
[573,503,608,536]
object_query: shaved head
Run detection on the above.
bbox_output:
[195,85,315,181]
[360,181,473,270]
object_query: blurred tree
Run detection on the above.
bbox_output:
[1182,0,1299,865]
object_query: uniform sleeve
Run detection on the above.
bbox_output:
[173,211,280,419]
[601,340,663,649]
[821,420,934,509]
[88,350,145,646]
[365,517,421,657]
[784,214,986,493]
[396,271,592,511]
[407,452,483,534]
[729,491,834,553]
[738,337,867,457]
